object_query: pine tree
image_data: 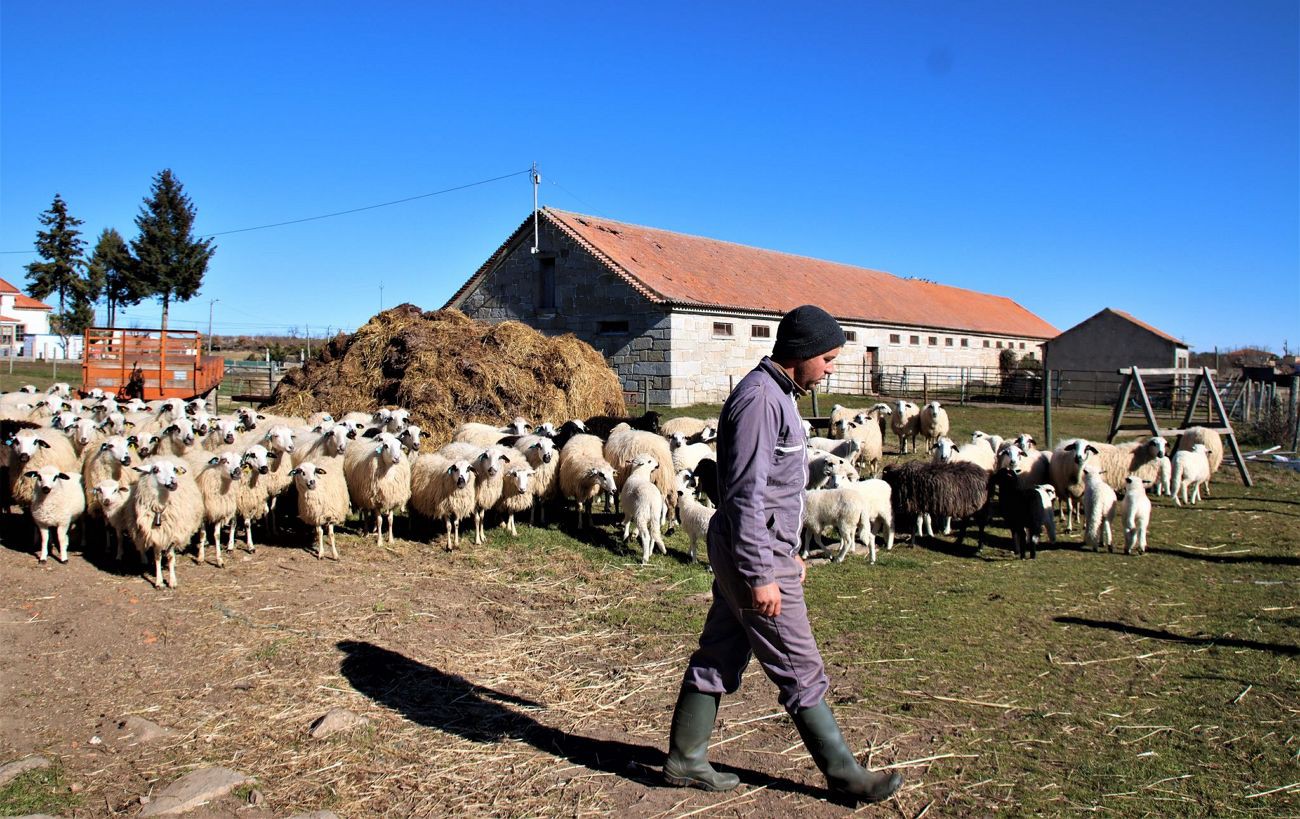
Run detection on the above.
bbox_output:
[25,194,98,345]
[87,228,143,327]
[130,169,215,333]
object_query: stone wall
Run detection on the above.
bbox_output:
[454,222,674,405]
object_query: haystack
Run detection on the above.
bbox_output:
[264,306,627,445]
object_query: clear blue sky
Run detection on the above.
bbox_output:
[2,1,1296,352]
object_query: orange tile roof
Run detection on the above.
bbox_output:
[0,276,52,310]
[0,314,23,323]
[451,209,1058,338]
[1106,309,1186,346]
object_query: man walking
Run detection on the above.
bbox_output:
[663,304,903,804]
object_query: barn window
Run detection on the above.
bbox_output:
[713,322,733,337]
[889,334,901,344]
[983,339,990,348]
[751,324,770,338]
[597,320,628,335]
[537,257,556,310]
[960,338,969,347]
[1019,342,1026,349]
[910,335,920,345]
[945,337,953,347]
[996,341,1003,349]
[928,336,938,346]
[844,331,857,342]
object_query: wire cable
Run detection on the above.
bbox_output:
[203,168,533,237]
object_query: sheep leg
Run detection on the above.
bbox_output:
[36,526,49,563]
[245,516,256,552]
[386,511,396,545]
[942,516,952,536]
[639,526,652,565]
[316,525,325,558]
[269,496,279,535]
[153,549,164,588]
[1137,521,1147,554]
[507,512,517,537]
[56,524,69,563]
[225,521,236,564]
[167,546,177,588]
[198,524,208,563]
[329,523,339,560]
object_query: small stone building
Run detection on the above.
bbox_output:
[446,209,1059,406]
[1044,308,1190,404]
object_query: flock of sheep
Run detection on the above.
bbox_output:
[0,384,1226,590]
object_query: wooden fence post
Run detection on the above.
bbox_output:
[922,373,928,404]
[1043,369,1053,448]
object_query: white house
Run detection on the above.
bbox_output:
[0,275,82,360]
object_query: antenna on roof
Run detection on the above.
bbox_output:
[530,161,541,254]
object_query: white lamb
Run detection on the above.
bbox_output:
[289,461,351,559]
[82,435,139,520]
[668,433,714,473]
[1170,443,1211,507]
[1120,476,1152,555]
[917,401,950,451]
[840,478,895,564]
[800,482,864,564]
[130,458,204,588]
[24,465,85,563]
[344,430,412,545]
[891,400,921,453]
[1175,428,1223,496]
[620,455,667,564]
[410,453,477,550]
[1082,466,1118,552]
[514,434,560,523]
[90,479,134,560]
[496,465,536,537]
[1050,439,1099,533]
[1153,455,1172,497]
[674,471,716,564]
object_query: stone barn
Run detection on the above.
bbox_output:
[1044,308,1190,404]
[446,209,1058,407]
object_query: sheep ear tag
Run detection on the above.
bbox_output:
[175,465,187,475]
[316,467,327,475]
[208,457,220,465]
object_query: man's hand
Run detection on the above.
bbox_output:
[752,582,782,617]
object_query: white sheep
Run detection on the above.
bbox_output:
[291,423,352,469]
[234,444,274,553]
[808,437,862,472]
[466,444,515,545]
[807,451,858,490]
[130,458,204,588]
[971,430,1005,457]
[674,470,715,564]
[452,421,511,448]
[496,465,536,537]
[891,400,920,453]
[1088,436,1169,491]
[605,426,676,520]
[840,478,894,563]
[190,450,244,567]
[800,483,864,563]
[1050,439,1099,533]
[1120,476,1152,555]
[289,461,350,559]
[81,435,139,520]
[153,418,203,459]
[842,419,884,478]
[6,427,80,508]
[410,453,477,550]
[251,424,297,535]
[994,442,1051,490]
[1082,466,1118,552]
[557,434,618,529]
[343,430,412,545]
[917,401,950,451]
[660,416,717,439]
[24,465,85,563]
[620,455,666,564]
[1171,443,1211,507]
[668,433,715,474]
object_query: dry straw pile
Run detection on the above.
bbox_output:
[265,305,626,444]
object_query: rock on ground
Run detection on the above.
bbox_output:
[0,755,52,787]
[307,708,369,739]
[138,767,254,817]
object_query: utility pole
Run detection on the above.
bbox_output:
[530,161,541,254]
[379,283,384,313]
[207,298,219,356]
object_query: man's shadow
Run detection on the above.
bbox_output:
[337,640,821,797]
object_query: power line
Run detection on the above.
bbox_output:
[0,166,534,253]
[203,168,533,237]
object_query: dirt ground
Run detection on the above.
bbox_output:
[0,515,921,818]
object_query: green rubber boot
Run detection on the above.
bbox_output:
[792,700,903,803]
[663,689,741,791]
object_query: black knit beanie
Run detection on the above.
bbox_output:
[771,305,846,361]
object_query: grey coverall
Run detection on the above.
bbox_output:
[682,357,830,713]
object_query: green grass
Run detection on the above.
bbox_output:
[464,402,1300,815]
[0,764,81,816]
[0,359,82,393]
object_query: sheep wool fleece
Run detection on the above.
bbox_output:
[681,356,830,713]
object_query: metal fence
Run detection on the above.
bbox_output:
[819,363,1047,406]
